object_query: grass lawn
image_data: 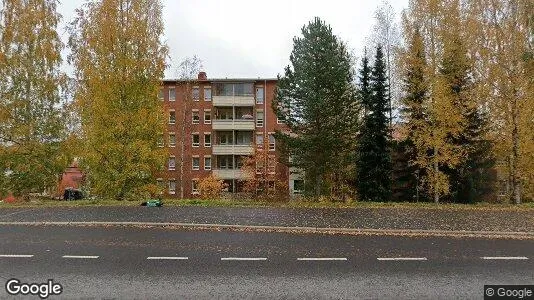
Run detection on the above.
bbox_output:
[0,197,533,211]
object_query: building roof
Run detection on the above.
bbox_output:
[162,77,277,83]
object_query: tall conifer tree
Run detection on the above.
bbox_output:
[273,17,358,198]
[356,46,392,201]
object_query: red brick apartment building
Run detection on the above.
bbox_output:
[158,72,303,198]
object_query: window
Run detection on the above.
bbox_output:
[169,110,176,124]
[235,156,244,169]
[256,159,264,174]
[192,180,199,194]
[293,180,304,194]
[255,87,264,104]
[168,179,176,194]
[218,132,233,145]
[204,156,212,170]
[169,87,176,101]
[204,110,211,124]
[204,87,212,101]
[236,107,253,120]
[192,134,200,147]
[268,155,276,174]
[192,87,199,101]
[213,83,253,96]
[234,83,254,96]
[236,131,252,145]
[214,83,233,96]
[268,134,275,151]
[256,133,264,148]
[157,134,164,147]
[168,156,176,171]
[218,155,233,169]
[192,157,200,170]
[256,111,264,127]
[158,88,164,100]
[204,133,211,147]
[168,133,176,147]
[192,111,200,124]
[277,117,283,124]
[216,108,233,120]
[156,178,164,192]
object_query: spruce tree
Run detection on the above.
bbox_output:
[273,17,358,198]
[356,46,392,201]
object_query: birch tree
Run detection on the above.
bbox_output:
[369,0,402,126]
[175,56,201,199]
[68,0,168,200]
[466,0,534,203]
[401,0,464,203]
[0,0,67,198]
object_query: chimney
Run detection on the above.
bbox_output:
[198,71,207,81]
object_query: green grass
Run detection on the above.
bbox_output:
[0,196,533,211]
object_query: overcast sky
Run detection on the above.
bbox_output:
[58,0,408,79]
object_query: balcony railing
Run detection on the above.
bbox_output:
[212,119,255,130]
[212,144,254,155]
[212,169,250,180]
[212,95,255,106]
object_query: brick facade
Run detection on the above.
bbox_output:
[158,73,289,198]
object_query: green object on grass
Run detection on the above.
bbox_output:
[146,199,162,207]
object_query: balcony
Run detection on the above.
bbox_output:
[212,169,250,180]
[212,119,255,130]
[212,95,255,106]
[212,144,254,155]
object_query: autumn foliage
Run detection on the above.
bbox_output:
[197,175,226,200]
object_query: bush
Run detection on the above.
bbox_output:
[198,175,226,200]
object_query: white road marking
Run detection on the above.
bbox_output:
[221,257,267,261]
[62,255,99,259]
[147,257,188,260]
[481,256,528,260]
[297,257,347,261]
[0,254,34,258]
[377,257,427,261]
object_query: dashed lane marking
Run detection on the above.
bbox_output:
[62,255,99,259]
[481,256,528,260]
[297,257,348,261]
[147,257,189,260]
[221,257,268,261]
[377,257,427,261]
[0,254,34,258]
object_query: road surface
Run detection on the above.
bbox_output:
[0,225,532,299]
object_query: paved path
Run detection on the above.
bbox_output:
[1,206,533,232]
[0,225,532,299]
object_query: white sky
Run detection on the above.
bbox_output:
[58,0,409,79]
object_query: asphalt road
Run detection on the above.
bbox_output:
[0,225,532,299]
[1,206,533,232]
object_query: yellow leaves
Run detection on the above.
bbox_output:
[69,0,167,200]
[198,175,226,200]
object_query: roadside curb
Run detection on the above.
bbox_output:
[1,221,533,239]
